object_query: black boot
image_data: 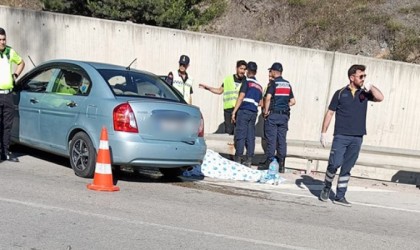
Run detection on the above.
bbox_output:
[234,155,242,164]
[244,156,252,167]
[279,157,285,173]
[258,159,270,170]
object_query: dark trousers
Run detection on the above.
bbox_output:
[324,135,363,199]
[223,108,235,135]
[0,93,15,157]
[234,109,257,157]
[264,113,289,161]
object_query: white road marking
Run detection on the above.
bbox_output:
[198,180,420,214]
[200,179,393,193]
[0,197,313,250]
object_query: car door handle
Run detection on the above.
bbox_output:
[30,98,39,104]
[66,101,77,107]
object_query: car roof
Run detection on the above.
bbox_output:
[42,59,155,76]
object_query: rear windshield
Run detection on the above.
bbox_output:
[98,69,182,102]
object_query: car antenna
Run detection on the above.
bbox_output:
[28,55,36,67]
[126,58,137,70]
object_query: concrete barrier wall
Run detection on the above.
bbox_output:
[1,6,420,151]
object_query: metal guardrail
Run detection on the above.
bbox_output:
[205,134,420,173]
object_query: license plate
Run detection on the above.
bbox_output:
[160,120,184,132]
[160,119,197,133]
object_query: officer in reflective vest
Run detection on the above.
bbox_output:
[199,60,247,135]
[166,55,193,104]
[0,27,25,162]
[261,62,296,173]
[231,61,263,167]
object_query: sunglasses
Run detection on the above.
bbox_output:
[354,74,367,80]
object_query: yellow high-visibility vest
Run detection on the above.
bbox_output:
[0,46,22,90]
[223,75,241,109]
[172,70,193,104]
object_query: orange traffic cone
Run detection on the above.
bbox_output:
[87,127,120,192]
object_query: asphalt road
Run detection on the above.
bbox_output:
[1,146,419,250]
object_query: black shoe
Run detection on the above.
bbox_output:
[1,153,19,162]
[243,157,252,168]
[333,197,352,207]
[278,157,286,173]
[234,156,242,164]
[258,160,270,170]
[319,187,330,202]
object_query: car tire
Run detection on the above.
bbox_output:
[159,168,183,178]
[70,132,96,178]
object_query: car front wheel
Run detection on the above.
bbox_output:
[70,132,96,178]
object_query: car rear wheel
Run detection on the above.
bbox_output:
[159,167,183,178]
[70,132,96,178]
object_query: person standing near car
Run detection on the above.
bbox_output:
[231,61,263,167]
[319,64,384,206]
[165,55,194,104]
[260,62,295,173]
[199,60,247,135]
[0,27,25,162]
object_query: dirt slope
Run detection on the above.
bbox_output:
[200,0,420,64]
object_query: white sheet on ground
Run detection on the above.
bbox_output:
[183,149,285,185]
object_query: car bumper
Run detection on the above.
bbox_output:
[108,137,206,168]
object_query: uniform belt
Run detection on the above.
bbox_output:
[271,109,290,115]
[0,89,12,94]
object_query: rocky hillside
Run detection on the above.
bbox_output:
[2,0,419,64]
[0,0,41,10]
[200,0,420,64]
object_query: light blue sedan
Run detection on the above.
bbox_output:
[12,59,206,178]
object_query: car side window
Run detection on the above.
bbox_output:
[22,68,55,93]
[52,69,91,96]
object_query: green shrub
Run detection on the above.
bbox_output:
[398,5,420,14]
[305,17,330,31]
[288,0,309,7]
[392,32,420,61]
[328,37,344,51]
[363,14,389,25]
[41,0,227,30]
[386,19,403,33]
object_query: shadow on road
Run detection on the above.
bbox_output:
[112,168,203,185]
[391,170,420,186]
[11,144,71,168]
[295,174,336,200]
[10,144,201,185]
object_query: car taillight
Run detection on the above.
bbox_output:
[198,113,204,137]
[113,103,138,133]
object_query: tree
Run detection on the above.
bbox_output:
[41,0,226,30]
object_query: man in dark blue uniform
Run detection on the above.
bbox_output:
[231,61,263,167]
[319,64,384,206]
[260,62,296,173]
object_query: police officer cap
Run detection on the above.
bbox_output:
[247,61,258,71]
[179,55,190,65]
[268,62,283,72]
